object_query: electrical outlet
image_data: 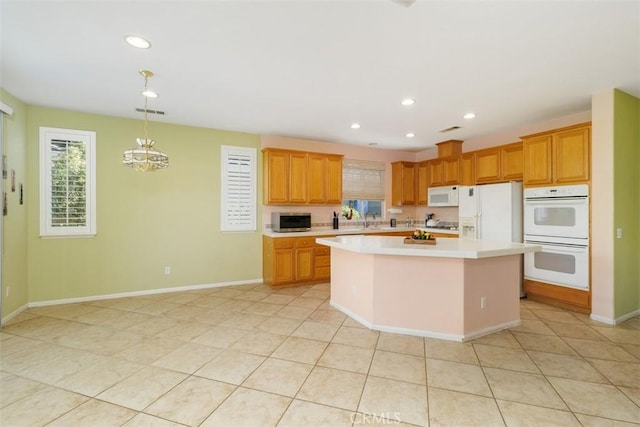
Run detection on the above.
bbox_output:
[352,285,356,296]
[480,296,487,309]
[5,286,10,297]
[617,228,623,239]
[164,266,171,275]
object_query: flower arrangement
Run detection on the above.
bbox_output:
[341,206,360,220]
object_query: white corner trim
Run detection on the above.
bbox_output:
[27,278,263,308]
[460,320,522,342]
[1,303,29,325]
[0,101,14,116]
[591,308,640,326]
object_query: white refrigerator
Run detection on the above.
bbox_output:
[458,182,523,242]
[459,182,524,295]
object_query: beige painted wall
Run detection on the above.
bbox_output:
[591,90,615,319]
[25,106,263,304]
[591,89,640,322]
[0,90,28,319]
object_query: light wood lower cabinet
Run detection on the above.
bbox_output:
[263,235,333,288]
[264,231,459,287]
[524,279,590,313]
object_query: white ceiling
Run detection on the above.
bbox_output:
[2,1,639,150]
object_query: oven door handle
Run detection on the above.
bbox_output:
[525,240,588,250]
[524,196,588,204]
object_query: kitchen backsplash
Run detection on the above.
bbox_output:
[262,204,459,230]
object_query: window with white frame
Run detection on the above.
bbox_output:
[39,127,96,237]
[221,145,256,232]
[342,159,386,219]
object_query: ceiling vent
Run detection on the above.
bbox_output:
[135,108,165,116]
[439,126,461,133]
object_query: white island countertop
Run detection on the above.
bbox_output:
[316,235,540,259]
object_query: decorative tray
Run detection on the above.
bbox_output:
[403,237,436,245]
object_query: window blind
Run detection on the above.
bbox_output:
[221,145,256,232]
[342,159,386,200]
[39,127,96,237]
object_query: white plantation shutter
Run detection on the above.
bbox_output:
[342,159,385,200]
[39,127,96,237]
[221,145,256,231]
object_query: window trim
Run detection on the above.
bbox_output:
[39,127,97,237]
[220,145,257,232]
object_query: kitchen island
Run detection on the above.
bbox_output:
[316,235,541,341]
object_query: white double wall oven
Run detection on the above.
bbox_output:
[523,184,590,290]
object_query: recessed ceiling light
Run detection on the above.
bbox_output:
[406,133,415,138]
[401,98,416,106]
[125,35,151,49]
[463,112,476,119]
[141,90,158,98]
[351,123,361,129]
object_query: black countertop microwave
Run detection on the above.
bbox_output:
[271,212,312,232]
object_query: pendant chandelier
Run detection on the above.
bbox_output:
[123,70,169,171]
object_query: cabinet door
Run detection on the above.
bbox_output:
[429,160,444,186]
[273,249,294,284]
[326,156,343,204]
[475,149,501,184]
[289,152,308,203]
[391,162,416,206]
[402,163,416,205]
[501,143,523,181]
[523,135,553,186]
[554,127,590,184]
[460,153,475,186]
[307,154,326,204]
[295,248,314,281]
[417,162,428,205]
[264,151,290,204]
[442,156,460,185]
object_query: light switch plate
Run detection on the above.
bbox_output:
[616,228,623,239]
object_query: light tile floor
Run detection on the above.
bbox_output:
[1,283,638,426]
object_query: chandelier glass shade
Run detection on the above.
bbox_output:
[123,70,169,171]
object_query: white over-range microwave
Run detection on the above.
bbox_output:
[428,186,459,207]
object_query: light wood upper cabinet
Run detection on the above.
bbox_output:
[501,142,524,181]
[522,135,553,185]
[522,123,590,186]
[263,148,343,205]
[417,161,429,205]
[263,150,290,204]
[475,142,523,184]
[475,148,501,183]
[391,161,416,206]
[326,156,343,204]
[554,126,590,184]
[442,156,461,185]
[460,153,475,186]
[289,152,308,203]
[307,154,326,204]
[428,160,444,187]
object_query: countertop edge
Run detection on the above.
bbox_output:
[316,236,540,259]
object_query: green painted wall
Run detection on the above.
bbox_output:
[613,89,640,317]
[0,89,29,319]
[26,107,262,303]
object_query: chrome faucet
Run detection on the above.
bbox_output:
[363,212,369,228]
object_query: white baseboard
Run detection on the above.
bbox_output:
[27,278,263,308]
[591,308,640,326]
[1,303,29,325]
[329,300,515,342]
